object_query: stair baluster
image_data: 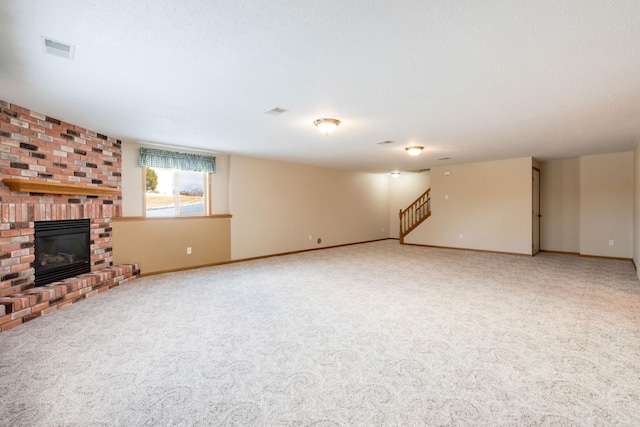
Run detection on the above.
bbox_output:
[399,188,431,244]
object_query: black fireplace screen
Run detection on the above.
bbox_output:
[34,219,91,287]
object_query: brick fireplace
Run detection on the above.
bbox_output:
[0,100,139,332]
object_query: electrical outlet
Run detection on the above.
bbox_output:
[459,234,464,240]
[382,227,385,232]
[187,247,192,254]
[609,240,614,246]
[317,238,322,244]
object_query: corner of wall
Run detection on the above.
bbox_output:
[634,142,640,279]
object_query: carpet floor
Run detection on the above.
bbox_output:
[1,240,639,426]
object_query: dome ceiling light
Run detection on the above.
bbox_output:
[405,146,424,156]
[314,118,341,135]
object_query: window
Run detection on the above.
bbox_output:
[144,167,209,217]
[139,147,216,217]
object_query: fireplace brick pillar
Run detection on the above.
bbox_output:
[1,99,123,296]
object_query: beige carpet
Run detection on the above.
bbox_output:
[1,240,639,426]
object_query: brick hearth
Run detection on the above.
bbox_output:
[0,99,139,332]
[0,264,139,331]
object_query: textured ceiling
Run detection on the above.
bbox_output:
[1,0,639,173]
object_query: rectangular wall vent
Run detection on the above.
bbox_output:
[41,36,75,60]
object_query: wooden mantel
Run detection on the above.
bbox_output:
[2,179,120,197]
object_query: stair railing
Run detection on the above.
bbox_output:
[399,188,431,244]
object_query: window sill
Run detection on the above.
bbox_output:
[113,214,232,222]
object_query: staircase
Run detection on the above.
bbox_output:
[399,188,431,244]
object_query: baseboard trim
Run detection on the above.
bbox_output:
[579,254,634,262]
[140,261,232,277]
[540,250,633,263]
[138,239,638,278]
[139,238,394,277]
[401,242,531,257]
[540,250,580,256]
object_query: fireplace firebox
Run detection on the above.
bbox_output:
[34,219,91,287]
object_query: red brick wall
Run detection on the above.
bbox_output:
[0,100,122,296]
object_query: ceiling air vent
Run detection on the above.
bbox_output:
[264,107,288,116]
[376,140,394,145]
[41,36,75,60]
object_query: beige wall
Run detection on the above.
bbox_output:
[112,217,231,274]
[211,154,230,214]
[120,141,143,216]
[539,158,581,253]
[388,171,431,239]
[405,157,533,254]
[580,152,633,258]
[229,155,389,260]
[120,141,229,216]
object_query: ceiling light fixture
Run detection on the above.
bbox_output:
[389,172,401,178]
[405,146,424,156]
[314,118,340,135]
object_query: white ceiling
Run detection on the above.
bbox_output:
[1,1,639,173]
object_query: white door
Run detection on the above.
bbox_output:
[532,168,541,255]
